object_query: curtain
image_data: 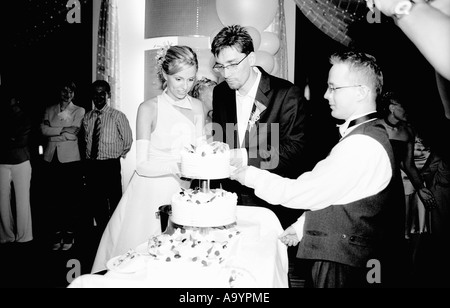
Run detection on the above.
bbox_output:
[293,0,369,46]
[271,0,288,80]
[96,0,121,109]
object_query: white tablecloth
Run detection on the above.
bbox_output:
[68,206,289,288]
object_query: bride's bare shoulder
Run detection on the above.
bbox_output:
[138,97,158,113]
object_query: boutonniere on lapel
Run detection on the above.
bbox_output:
[248,100,266,130]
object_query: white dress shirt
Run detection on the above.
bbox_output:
[236,67,262,148]
[243,113,391,240]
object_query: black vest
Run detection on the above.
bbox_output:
[296,121,405,267]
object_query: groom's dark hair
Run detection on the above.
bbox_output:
[211,25,254,57]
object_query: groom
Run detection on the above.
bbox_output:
[210,25,309,228]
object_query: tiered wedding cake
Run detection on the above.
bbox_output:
[171,141,238,227]
[180,142,231,179]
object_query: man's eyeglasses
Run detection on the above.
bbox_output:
[327,85,363,93]
[212,54,249,73]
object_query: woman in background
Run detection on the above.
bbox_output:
[92,45,206,272]
[377,91,436,240]
[190,77,217,140]
[0,73,33,245]
[190,77,217,123]
[40,81,85,251]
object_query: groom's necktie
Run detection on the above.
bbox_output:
[90,110,102,159]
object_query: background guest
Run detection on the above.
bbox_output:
[40,80,85,251]
[376,91,436,240]
[211,24,308,230]
[82,80,132,235]
[189,77,217,141]
[405,135,432,234]
[0,73,33,245]
[416,83,450,287]
[189,77,217,125]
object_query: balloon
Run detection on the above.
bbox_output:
[271,59,279,76]
[244,26,261,51]
[259,31,280,55]
[216,0,278,32]
[304,83,311,101]
[254,51,274,73]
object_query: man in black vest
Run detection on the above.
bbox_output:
[231,51,406,288]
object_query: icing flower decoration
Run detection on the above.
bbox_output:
[248,100,266,130]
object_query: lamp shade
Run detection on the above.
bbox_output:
[145,0,223,38]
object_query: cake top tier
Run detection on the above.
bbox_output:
[181,141,231,180]
[183,141,229,156]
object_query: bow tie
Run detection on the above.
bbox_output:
[338,112,378,139]
[348,112,378,129]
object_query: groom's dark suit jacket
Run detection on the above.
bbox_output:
[211,67,308,228]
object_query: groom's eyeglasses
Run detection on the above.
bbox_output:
[212,54,249,74]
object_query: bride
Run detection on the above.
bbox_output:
[92,45,206,272]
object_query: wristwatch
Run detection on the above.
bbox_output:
[393,0,416,19]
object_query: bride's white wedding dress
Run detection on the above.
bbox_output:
[91,93,204,273]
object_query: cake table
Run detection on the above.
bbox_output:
[68,206,289,288]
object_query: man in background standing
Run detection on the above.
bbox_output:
[82,80,133,233]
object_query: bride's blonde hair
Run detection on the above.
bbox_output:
[156,45,198,89]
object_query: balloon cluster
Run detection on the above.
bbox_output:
[214,0,280,75]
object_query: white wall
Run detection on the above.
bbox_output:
[93,0,297,188]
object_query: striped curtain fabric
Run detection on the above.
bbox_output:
[96,0,121,110]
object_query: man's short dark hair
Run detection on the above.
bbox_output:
[61,80,77,92]
[92,80,111,95]
[211,25,254,57]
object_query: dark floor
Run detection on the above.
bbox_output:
[2,230,450,288]
[0,223,103,288]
